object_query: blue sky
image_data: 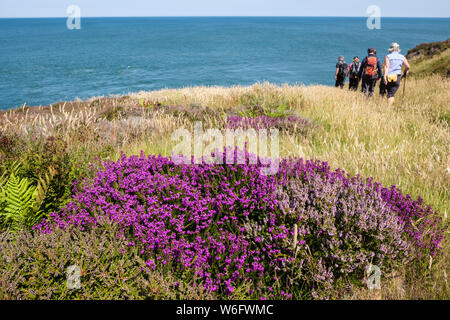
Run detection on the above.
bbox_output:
[0,0,449,18]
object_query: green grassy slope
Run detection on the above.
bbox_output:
[406,38,450,78]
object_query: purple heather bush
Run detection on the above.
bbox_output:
[276,164,411,298]
[35,148,445,299]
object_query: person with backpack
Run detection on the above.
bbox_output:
[346,56,361,91]
[383,42,410,107]
[358,48,382,97]
[335,56,348,89]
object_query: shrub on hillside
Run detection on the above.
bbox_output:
[0,219,214,300]
[34,148,444,299]
[276,165,410,298]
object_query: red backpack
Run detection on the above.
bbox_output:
[364,56,378,77]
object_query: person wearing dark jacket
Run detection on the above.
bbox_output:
[358,48,382,97]
[335,56,347,89]
[346,56,361,91]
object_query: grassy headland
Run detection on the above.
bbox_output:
[406,38,450,78]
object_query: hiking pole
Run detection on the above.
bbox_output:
[402,71,407,98]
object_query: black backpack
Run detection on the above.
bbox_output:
[350,61,361,77]
[338,61,348,77]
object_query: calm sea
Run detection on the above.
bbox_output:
[0,17,449,110]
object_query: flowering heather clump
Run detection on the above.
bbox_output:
[36,148,445,299]
[375,181,444,255]
[276,161,411,298]
[226,115,310,133]
[37,149,286,296]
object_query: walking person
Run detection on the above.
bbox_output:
[383,42,410,107]
[346,56,361,91]
[358,48,382,97]
[335,56,348,89]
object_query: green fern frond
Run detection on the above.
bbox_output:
[0,160,21,191]
[10,161,21,175]
[0,172,7,190]
[25,209,47,227]
[0,164,57,230]
[0,173,37,230]
[33,166,57,211]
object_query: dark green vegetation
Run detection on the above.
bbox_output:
[406,38,450,78]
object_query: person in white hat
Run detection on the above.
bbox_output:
[383,42,410,107]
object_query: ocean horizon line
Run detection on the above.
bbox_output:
[1,15,449,19]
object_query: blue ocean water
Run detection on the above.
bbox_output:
[0,17,449,110]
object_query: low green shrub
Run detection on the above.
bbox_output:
[0,219,215,300]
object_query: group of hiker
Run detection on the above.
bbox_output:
[334,42,410,107]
